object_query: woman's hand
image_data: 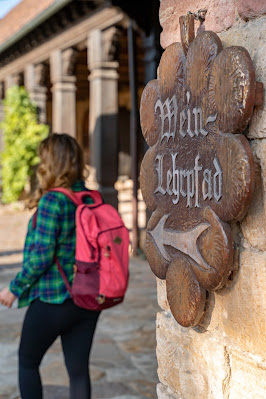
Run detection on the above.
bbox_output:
[0,287,16,308]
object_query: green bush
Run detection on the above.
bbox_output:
[1,86,49,203]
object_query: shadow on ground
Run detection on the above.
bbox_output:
[0,250,23,257]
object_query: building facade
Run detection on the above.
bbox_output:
[0,0,161,249]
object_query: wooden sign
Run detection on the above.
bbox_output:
[140,25,256,327]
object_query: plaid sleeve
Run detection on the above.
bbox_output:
[9,193,62,297]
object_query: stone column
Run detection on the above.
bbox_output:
[13,73,24,87]
[0,82,5,196]
[88,28,120,208]
[5,75,15,90]
[50,49,77,137]
[25,63,47,124]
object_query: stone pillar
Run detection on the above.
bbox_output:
[88,28,120,208]
[50,49,77,137]
[0,82,4,146]
[5,75,15,90]
[25,63,47,124]
[13,73,24,87]
[0,99,3,156]
[0,82,5,195]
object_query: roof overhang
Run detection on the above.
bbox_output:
[0,0,159,68]
[0,0,110,56]
[0,0,73,54]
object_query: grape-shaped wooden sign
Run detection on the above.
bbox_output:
[140,26,256,327]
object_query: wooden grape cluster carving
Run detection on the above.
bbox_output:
[140,31,255,327]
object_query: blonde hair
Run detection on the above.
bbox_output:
[28,133,85,208]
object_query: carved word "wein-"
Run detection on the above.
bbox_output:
[155,153,223,207]
[155,91,217,142]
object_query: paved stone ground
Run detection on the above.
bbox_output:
[0,206,159,399]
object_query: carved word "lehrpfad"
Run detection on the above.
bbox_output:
[155,153,222,207]
[155,91,217,142]
[154,90,222,208]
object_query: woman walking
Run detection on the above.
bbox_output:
[0,133,100,399]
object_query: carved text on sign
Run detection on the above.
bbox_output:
[154,153,222,207]
[155,91,217,142]
[140,30,255,327]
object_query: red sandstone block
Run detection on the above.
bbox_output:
[159,0,236,49]
[159,0,209,48]
[238,0,266,21]
[204,0,236,33]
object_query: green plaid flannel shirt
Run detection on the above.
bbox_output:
[9,181,93,308]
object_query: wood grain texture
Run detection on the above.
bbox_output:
[146,210,170,279]
[179,14,195,55]
[186,31,222,114]
[166,257,206,327]
[140,146,158,212]
[140,79,161,147]
[208,46,256,134]
[157,42,186,102]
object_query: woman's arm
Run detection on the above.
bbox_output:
[9,192,62,298]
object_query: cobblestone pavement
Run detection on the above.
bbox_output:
[0,206,159,399]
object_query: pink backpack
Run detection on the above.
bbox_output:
[51,188,130,311]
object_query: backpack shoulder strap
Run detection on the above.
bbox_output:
[31,197,73,296]
[49,188,82,206]
[54,256,73,296]
[84,190,103,206]
[49,188,103,206]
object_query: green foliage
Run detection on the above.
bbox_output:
[1,86,49,203]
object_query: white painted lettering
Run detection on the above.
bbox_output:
[186,92,194,137]
[154,154,166,195]
[213,157,222,201]
[172,153,180,205]
[194,154,202,207]
[166,169,173,196]
[155,96,178,143]
[155,91,218,140]
[180,170,187,198]
[180,110,187,137]
[154,153,223,207]
[193,107,208,136]
[186,170,195,207]
[202,169,212,200]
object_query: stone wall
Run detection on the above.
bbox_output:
[156,1,266,398]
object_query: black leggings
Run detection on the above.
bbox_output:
[18,298,100,399]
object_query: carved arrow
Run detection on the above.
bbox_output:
[149,214,211,271]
